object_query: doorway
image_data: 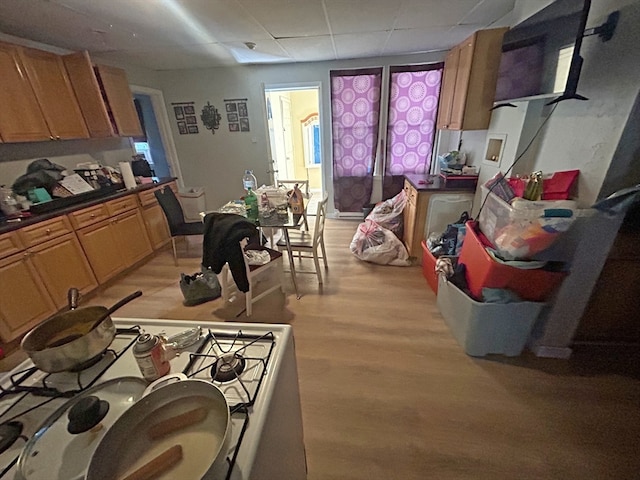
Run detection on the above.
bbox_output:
[130,85,184,187]
[263,84,323,198]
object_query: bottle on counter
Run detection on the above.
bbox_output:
[242,170,257,192]
[244,187,259,222]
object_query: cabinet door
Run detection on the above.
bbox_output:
[436,47,459,130]
[143,204,171,250]
[76,219,127,284]
[95,64,143,137]
[18,47,89,140]
[448,39,474,130]
[29,233,98,310]
[0,252,57,342]
[62,51,115,138]
[113,210,153,266]
[0,42,51,143]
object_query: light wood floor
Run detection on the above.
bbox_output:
[7,219,640,479]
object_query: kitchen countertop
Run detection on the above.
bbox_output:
[404,173,478,192]
[0,177,176,235]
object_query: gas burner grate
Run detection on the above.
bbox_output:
[0,326,141,400]
[182,329,275,410]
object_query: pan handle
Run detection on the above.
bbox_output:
[68,288,79,310]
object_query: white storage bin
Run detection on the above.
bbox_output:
[424,193,474,239]
[436,275,544,356]
[179,187,206,221]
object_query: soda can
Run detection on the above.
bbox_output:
[133,333,170,381]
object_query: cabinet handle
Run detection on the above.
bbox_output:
[49,135,55,140]
[90,214,96,218]
[45,228,51,235]
[55,136,61,140]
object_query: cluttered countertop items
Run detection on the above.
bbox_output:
[0,156,171,233]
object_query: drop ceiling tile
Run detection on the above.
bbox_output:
[277,36,336,62]
[384,27,455,56]
[395,0,480,29]
[237,0,329,38]
[461,0,516,25]
[324,0,401,34]
[333,32,389,60]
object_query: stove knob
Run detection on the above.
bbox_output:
[67,396,110,434]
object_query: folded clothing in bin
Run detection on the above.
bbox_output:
[458,221,567,302]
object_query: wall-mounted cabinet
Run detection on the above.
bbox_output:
[63,51,143,138]
[436,28,507,131]
[0,42,89,143]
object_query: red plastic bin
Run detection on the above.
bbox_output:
[458,221,566,302]
[421,240,438,293]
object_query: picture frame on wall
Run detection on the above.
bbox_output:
[226,103,237,113]
[187,125,199,134]
[177,121,187,134]
[229,123,240,132]
[183,105,195,115]
[185,115,197,125]
[174,106,184,120]
[240,118,250,132]
[227,113,238,123]
[238,102,248,118]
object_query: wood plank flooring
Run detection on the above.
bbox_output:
[4,219,640,479]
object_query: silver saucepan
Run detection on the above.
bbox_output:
[20,289,142,373]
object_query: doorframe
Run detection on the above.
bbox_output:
[130,85,185,189]
[262,81,325,199]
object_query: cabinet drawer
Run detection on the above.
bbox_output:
[138,188,159,207]
[106,195,138,216]
[69,203,110,229]
[17,216,73,247]
[0,231,24,259]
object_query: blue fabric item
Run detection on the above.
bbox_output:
[482,288,523,304]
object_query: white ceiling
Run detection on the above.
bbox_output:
[0,0,516,71]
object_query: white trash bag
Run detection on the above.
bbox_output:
[350,219,410,266]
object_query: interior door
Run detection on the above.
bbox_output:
[280,96,294,179]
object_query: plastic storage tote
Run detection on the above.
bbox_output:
[458,221,566,302]
[436,275,543,357]
[421,241,439,293]
[424,193,474,239]
[178,187,206,222]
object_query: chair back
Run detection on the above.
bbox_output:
[154,186,186,234]
[278,179,310,198]
[312,193,329,248]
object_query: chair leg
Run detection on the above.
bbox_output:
[320,237,328,269]
[313,248,323,284]
[218,265,230,303]
[171,238,178,266]
[246,286,252,316]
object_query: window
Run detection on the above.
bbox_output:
[134,142,154,166]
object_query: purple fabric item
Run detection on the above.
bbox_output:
[331,71,382,212]
[386,69,442,175]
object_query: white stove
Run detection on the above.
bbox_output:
[0,319,307,480]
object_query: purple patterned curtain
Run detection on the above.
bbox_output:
[330,68,382,213]
[385,65,443,177]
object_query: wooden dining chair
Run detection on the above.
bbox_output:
[218,238,284,316]
[277,192,328,284]
[154,186,204,265]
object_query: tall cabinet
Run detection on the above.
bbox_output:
[436,28,507,131]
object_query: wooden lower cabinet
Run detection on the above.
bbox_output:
[0,251,57,342]
[28,233,98,310]
[402,180,430,260]
[143,203,171,250]
[76,209,152,284]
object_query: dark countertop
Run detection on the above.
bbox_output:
[0,177,176,235]
[404,173,478,192]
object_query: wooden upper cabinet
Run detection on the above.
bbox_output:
[62,51,116,138]
[437,28,507,131]
[0,42,51,142]
[17,46,89,140]
[62,53,143,138]
[95,64,143,137]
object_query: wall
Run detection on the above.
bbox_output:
[147,52,444,213]
[480,0,640,356]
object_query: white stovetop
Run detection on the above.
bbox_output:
[0,318,293,480]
